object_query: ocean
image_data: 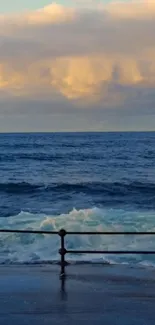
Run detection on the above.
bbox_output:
[0,132,155,266]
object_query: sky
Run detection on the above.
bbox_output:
[0,1,111,12]
[0,0,52,13]
[0,0,155,132]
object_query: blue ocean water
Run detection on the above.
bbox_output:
[0,132,155,265]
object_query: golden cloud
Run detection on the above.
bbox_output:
[0,3,75,27]
[0,1,155,108]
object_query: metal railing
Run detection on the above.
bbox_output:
[1,228,155,276]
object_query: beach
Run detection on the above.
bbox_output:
[0,264,155,324]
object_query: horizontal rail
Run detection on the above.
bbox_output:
[61,231,155,235]
[67,250,155,255]
[0,229,57,234]
[0,229,155,235]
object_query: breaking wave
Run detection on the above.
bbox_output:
[0,207,155,266]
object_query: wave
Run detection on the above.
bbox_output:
[50,181,155,196]
[0,207,155,266]
[0,152,100,162]
[0,180,155,195]
[0,153,66,162]
[0,182,41,194]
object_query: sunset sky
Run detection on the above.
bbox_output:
[0,0,155,132]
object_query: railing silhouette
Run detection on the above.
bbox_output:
[1,228,155,276]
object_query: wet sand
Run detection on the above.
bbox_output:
[0,264,155,324]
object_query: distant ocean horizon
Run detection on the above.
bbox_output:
[0,131,155,266]
[0,131,155,134]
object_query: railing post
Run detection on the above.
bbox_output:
[59,229,67,277]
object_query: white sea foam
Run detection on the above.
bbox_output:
[0,207,155,266]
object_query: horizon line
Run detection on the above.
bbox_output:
[0,130,155,134]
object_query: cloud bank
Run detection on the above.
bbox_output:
[0,1,155,130]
